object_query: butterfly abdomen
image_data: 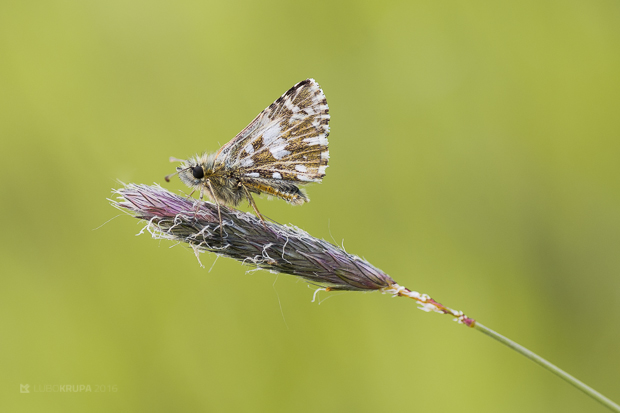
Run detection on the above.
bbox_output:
[243,179,309,205]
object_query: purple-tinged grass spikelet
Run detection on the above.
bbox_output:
[112,184,393,292]
[111,183,474,324]
[109,183,620,410]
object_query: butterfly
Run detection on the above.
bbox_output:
[165,78,330,231]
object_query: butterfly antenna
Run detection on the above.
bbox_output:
[164,165,190,182]
[165,157,185,182]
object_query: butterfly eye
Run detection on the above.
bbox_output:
[192,166,205,179]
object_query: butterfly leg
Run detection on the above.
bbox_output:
[187,189,199,220]
[242,185,268,230]
[205,180,224,237]
[193,189,202,220]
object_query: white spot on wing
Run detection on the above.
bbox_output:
[297,174,312,182]
[244,143,254,154]
[318,165,327,174]
[284,99,299,112]
[240,158,254,167]
[303,135,328,146]
[295,165,307,172]
[272,172,282,179]
[246,172,259,178]
[290,112,305,122]
[270,145,291,160]
[262,123,282,145]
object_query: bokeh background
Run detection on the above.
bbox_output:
[2,1,619,412]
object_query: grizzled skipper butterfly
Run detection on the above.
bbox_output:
[165,79,330,231]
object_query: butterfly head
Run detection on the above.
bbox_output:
[165,154,216,188]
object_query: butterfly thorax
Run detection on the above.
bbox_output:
[177,153,246,206]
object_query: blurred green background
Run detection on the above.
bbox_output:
[2,1,619,412]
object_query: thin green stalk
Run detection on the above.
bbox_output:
[114,184,620,412]
[474,322,620,412]
[385,284,619,411]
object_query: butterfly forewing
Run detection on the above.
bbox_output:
[216,79,330,185]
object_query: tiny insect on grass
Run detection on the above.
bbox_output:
[166,79,330,234]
